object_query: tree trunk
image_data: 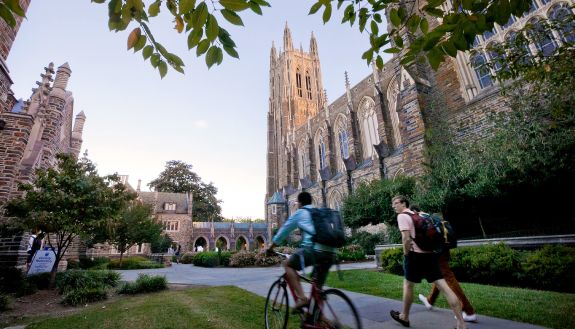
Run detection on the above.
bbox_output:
[119,251,124,268]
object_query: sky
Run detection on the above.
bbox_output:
[7,0,388,219]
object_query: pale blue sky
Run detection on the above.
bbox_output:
[8,1,388,219]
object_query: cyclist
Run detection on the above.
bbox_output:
[266,191,337,310]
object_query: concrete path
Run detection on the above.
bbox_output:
[117,262,549,329]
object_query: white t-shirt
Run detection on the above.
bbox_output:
[397,211,430,253]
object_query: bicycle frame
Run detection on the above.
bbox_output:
[278,272,328,329]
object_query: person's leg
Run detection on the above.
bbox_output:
[402,279,414,320]
[435,279,467,329]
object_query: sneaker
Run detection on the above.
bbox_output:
[462,311,477,322]
[418,294,433,310]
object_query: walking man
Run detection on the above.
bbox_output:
[389,196,467,329]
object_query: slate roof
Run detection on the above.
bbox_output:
[139,191,189,213]
[267,191,286,205]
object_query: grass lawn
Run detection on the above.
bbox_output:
[326,269,575,329]
[23,286,301,329]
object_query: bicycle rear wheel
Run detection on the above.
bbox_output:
[312,289,362,329]
[264,278,290,329]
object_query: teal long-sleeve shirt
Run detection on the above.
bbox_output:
[272,205,336,253]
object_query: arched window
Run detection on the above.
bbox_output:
[305,71,312,100]
[471,52,493,89]
[335,116,349,172]
[315,130,326,170]
[549,4,575,43]
[358,97,380,159]
[387,77,402,148]
[486,43,506,72]
[483,28,495,41]
[528,19,558,57]
[505,31,532,64]
[501,15,516,29]
[296,69,303,97]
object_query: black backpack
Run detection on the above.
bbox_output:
[31,235,42,251]
[303,208,346,248]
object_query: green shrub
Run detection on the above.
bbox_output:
[450,243,521,286]
[192,251,232,267]
[107,256,163,270]
[385,225,402,244]
[254,252,282,267]
[26,272,51,290]
[0,266,24,294]
[521,245,575,292]
[0,293,10,311]
[16,280,37,297]
[380,248,403,275]
[180,252,196,264]
[56,270,120,295]
[229,251,256,267]
[66,259,80,270]
[118,274,167,294]
[62,287,108,306]
[338,244,366,261]
[349,231,385,254]
[79,257,110,270]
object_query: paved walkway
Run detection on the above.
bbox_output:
[117,262,549,329]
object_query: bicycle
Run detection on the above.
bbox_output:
[264,251,362,329]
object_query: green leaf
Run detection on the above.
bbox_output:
[221,9,244,26]
[206,46,219,68]
[166,53,185,66]
[419,17,429,34]
[223,45,239,58]
[0,4,16,28]
[92,0,106,3]
[218,28,237,47]
[384,47,401,53]
[4,0,25,17]
[397,7,406,22]
[172,65,185,74]
[196,39,210,56]
[399,53,416,65]
[462,0,473,10]
[371,20,379,35]
[251,0,270,6]
[376,55,384,70]
[361,48,374,63]
[394,35,404,48]
[309,2,322,15]
[220,0,250,11]
[179,0,196,14]
[216,47,223,65]
[166,0,177,15]
[150,54,161,67]
[452,31,468,51]
[373,13,382,23]
[187,27,204,49]
[422,32,442,51]
[424,7,444,17]
[133,35,147,52]
[158,60,168,78]
[192,2,208,30]
[206,15,219,42]
[142,45,154,60]
[441,41,457,57]
[359,8,368,32]
[322,3,332,24]
[249,2,262,15]
[427,48,444,69]
[407,15,420,33]
[389,9,400,27]
[337,0,344,10]
[148,0,161,17]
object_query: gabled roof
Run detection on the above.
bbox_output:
[267,191,286,205]
[139,191,189,213]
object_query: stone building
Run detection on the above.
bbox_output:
[0,0,87,266]
[265,1,574,227]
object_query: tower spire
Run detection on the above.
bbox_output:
[310,31,318,56]
[283,22,293,51]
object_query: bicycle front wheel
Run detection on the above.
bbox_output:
[312,289,362,329]
[264,278,290,329]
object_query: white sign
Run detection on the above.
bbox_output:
[27,249,56,276]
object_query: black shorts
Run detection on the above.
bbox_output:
[403,251,443,283]
[287,248,336,287]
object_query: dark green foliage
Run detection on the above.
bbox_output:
[0,293,10,311]
[179,252,196,264]
[106,256,163,270]
[61,287,108,306]
[229,251,256,267]
[0,266,24,294]
[521,245,575,293]
[338,244,366,261]
[118,274,167,295]
[66,259,80,270]
[342,176,416,229]
[386,225,402,244]
[56,270,120,295]
[379,248,404,275]
[151,233,173,253]
[192,251,232,267]
[78,257,110,270]
[450,244,521,286]
[348,231,386,254]
[26,272,52,290]
[254,252,282,267]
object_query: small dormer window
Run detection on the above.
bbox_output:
[271,204,277,215]
[164,202,176,211]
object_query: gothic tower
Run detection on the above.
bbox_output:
[266,23,326,199]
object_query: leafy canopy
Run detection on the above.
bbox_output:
[148,160,223,222]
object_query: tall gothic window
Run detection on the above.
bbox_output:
[316,131,326,170]
[298,142,309,178]
[528,19,557,57]
[359,97,380,159]
[296,69,303,97]
[305,72,312,100]
[335,117,349,172]
[550,4,575,43]
[471,52,493,89]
